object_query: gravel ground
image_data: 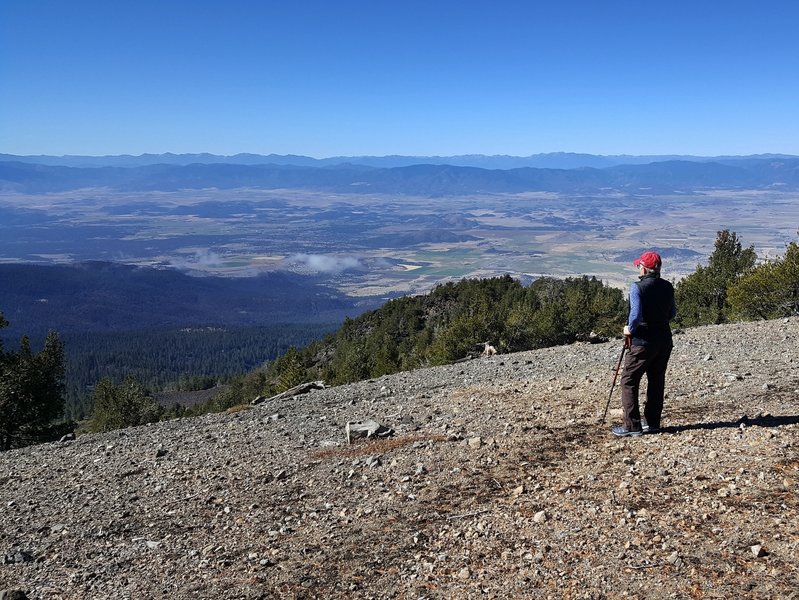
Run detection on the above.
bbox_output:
[1,317,798,599]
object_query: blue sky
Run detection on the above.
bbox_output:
[2,0,798,157]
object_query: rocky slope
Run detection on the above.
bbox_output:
[1,318,798,599]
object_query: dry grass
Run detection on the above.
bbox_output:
[309,432,450,460]
[224,404,254,414]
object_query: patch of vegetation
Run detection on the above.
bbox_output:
[58,322,337,420]
[253,274,627,396]
[675,230,757,326]
[7,229,799,447]
[728,239,799,319]
[310,432,450,460]
[677,229,799,326]
[0,314,71,450]
[88,376,161,433]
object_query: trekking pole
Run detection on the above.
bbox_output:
[600,338,629,424]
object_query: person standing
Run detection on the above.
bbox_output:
[612,251,677,437]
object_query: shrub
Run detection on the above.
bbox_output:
[0,324,66,450]
[89,376,161,432]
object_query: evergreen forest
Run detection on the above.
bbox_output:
[2,229,798,449]
[8,323,339,421]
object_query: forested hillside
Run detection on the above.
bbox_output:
[58,323,337,419]
[0,262,366,338]
[2,273,628,430]
[4,229,798,448]
[222,229,799,411]
[259,274,627,392]
[0,261,366,420]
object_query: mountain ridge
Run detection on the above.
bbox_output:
[2,157,799,194]
[2,151,797,170]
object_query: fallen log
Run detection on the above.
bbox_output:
[251,381,325,405]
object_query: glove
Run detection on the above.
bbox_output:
[623,325,631,337]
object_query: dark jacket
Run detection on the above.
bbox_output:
[631,274,676,346]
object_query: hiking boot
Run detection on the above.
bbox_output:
[611,425,643,437]
[642,421,660,434]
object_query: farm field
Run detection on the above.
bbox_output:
[2,188,797,296]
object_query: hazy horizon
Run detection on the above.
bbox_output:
[4,150,799,161]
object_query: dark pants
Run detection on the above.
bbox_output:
[620,342,673,431]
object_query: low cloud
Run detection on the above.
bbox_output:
[188,250,224,267]
[287,253,362,274]
[169,250,225,272]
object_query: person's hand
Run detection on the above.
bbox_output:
[623,325,631,337]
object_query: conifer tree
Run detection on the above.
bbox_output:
[729,240,799,319]
[676,230,756,325]
[89,376,161,432]
[274,347,307,392]
[0,317,66,450]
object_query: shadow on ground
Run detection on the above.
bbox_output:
[665,413,799,433]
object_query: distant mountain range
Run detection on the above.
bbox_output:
[2,151,797,170]
[1,154,798,194]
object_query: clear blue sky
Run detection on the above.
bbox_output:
[2,0,798,157]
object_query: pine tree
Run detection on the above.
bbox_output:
[274,347,307,392]
[0,320,66,450]
[676,230,756,325]
[729,240,799,319]
[89,376,161,433]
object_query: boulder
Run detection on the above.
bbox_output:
[345,420,394,444]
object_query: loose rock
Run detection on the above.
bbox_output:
[1,317,797,598]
